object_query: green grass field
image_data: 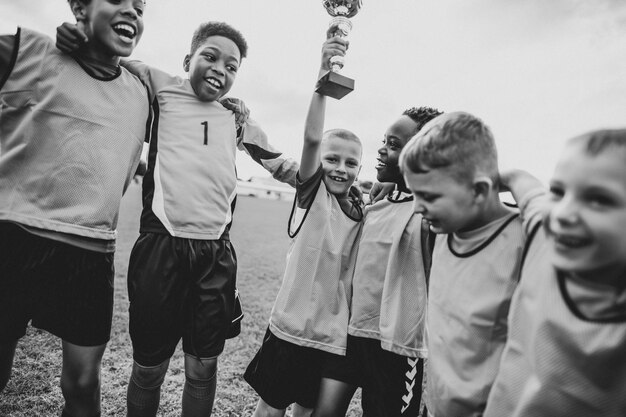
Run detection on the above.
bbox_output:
[0,183,363,416]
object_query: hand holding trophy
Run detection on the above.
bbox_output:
[315,0,362,99]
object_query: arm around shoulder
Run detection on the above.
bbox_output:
[500,168,549,234]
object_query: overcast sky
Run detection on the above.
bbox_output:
[2,0,625,183]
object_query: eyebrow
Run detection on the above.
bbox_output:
[202,46,240,61]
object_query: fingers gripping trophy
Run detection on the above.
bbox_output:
[315,0,362,99]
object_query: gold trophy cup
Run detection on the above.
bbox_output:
[315,0,362,99]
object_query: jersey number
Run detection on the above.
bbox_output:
[201,121,208,145]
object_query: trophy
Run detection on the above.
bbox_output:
[315,0,362,99]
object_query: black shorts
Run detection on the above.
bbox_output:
[0,222,115,346]
[323,335,425,417]
[243,328,337,410]
[128,232,240,366]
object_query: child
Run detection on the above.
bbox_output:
[399,112,525,417]
[312,106,442,417]
[243,31,362,417]
[57,19,298,417]
[484,130,626,417]
[0,1,148,416]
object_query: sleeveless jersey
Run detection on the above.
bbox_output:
[269,168,362,355]
[348,191,429,358]
[0,28,149,251]
[484,198,626,417]
[425,212,523,417]
[123,61,297,239]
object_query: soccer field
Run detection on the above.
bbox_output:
[0,184,363,416]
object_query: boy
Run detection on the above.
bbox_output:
[243,31,362,417]
[313,106,442,417]
[400,112,525,416]
[57,20,298,417]
[0,1,148,416]
[484,130,626,417]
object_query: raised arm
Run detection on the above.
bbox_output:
[299,32,348,181]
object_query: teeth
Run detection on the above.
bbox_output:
[206,78,222,88]
[330,176,346,182]
[113,23,135,41]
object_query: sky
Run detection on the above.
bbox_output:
[2,0,625,184]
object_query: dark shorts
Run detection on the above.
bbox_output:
[0,222,114,346]
[323,335,425,417]
[243,328,338,410]
[128,232,240,366]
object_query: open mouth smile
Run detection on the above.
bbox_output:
[553,233,592,249]
[205,77,223,89]
[328,175,347,183]
[113,23,137,43]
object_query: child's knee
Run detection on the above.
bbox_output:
[60,371,100,399]
[184,354,217,380]
[130,359,169,389]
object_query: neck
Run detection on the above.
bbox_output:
[76,44,120,68]
[459,197,511,233]
[395,178,410,194]
[73,48,120,78]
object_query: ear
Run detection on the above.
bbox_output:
[69,0,87,22]
[472,176,493,203]
[183,55,191,72]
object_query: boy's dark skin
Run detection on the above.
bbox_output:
[0,1,145,416]
[314,108,439,417]
[56,18,280,417]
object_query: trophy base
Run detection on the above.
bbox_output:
[315,71,355,100]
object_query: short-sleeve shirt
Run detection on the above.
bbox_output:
[348,190,429,358]
[0,28,149,252]
[484,191,626,417]
[269,166,362,355]
[122,60,298,240]
[425,210,524,417]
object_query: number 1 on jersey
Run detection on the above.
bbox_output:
[201,121,208,145]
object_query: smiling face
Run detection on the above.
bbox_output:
[71,0,144,62]
[376,115,419,184]
[184,35,240,102]
[321,135,362,197]
[545,141,626,280]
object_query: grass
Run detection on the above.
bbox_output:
[0,183,364,416]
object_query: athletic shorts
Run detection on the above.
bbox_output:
[0,222,115,346]
[323,335,425,417]
[128,232,240,366]
[243,328,338,410]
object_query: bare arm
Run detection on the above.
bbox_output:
[500,168,549,234]
[500,168,544,203]
[299,32,348,182]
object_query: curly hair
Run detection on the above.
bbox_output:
[190,21,248,59]
[68,0,146,5]
[402,106,443,133]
